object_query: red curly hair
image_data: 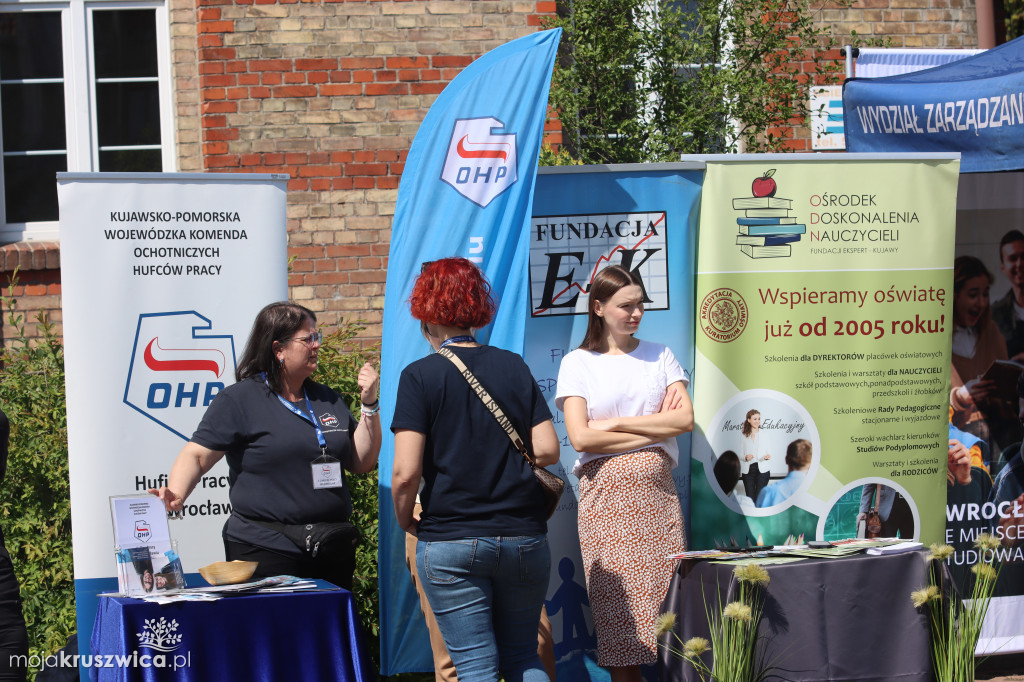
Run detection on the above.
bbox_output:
[410,257,496,329]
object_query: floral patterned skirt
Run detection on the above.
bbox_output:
[578,448,685,667]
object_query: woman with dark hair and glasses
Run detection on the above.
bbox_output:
[392,258,559,682]
[151,302,381,589]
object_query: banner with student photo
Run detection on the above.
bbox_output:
[526,163,703,679]
[690,155,958,553]
[950,170,1024,653]
[59,172,288,675]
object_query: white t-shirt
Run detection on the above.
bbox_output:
[555,339,688,474]
[951,325,977,359]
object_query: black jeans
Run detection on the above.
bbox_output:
[742,464,770,504]
[224,540,356,591]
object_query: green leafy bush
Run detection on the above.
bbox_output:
[0,271,75,671]
[312,322,383,670]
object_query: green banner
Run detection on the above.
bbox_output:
[691,158,960,548]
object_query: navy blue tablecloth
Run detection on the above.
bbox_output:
[90,582,372,681]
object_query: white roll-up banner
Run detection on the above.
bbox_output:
[58,172,288,672]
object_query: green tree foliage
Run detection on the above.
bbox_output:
[0,272,75,669]
[1008,0,1024,41]
[545,0,846,162]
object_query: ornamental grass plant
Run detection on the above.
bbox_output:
[657,563,772,682]
[912,536,1001,682]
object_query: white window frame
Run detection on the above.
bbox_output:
[0,0,174,243]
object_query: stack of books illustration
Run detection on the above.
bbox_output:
[731,196,805,258]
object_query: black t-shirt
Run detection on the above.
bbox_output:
[191,376,357,529]
[391,345,552,541]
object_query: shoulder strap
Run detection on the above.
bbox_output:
[436,347,536,466]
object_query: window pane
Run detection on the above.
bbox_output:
[96,82,160,147]
[1,83,66,152]
[99,148,160,172]
[96,81,159,146]
[93,10,157,79]
[3,154,65,223]
[0,12,63,80]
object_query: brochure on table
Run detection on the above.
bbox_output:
[110,495,184,596]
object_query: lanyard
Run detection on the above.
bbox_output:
[440,335,475,348]
[263,374,328,455]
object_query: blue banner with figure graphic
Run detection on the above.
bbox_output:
[378,29,561,675]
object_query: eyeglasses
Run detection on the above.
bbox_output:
[282,331,322,346]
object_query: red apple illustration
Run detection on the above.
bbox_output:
[752,169,777,197]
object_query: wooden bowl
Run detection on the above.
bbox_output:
[198,560,258,585]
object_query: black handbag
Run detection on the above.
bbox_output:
[438,347,565,518]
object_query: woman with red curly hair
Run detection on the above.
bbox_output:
[392,257,559,682]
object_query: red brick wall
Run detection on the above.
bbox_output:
[3,0,976,346]
[187,0,557,342]
[0,243,62,348]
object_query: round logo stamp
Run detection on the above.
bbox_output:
[699,288,748,342]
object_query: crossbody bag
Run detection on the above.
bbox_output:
[438,347,565,518]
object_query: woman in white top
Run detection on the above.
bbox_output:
[740,409,771,502]
[555,265,693,682]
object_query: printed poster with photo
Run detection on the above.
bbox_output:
[948,170,1024,652]
[690,156,959,549]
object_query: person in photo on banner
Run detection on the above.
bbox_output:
[713,451,754,507]
[391,258,560,682]
[991,229,1024,361]
[739,409,771,503]
[151,302,381,589]
[555,265,693,682]
[950,256,1020,458]
[755,439,811,508]
[857,483,914,539]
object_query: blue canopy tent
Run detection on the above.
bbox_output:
[843,36,1024,172]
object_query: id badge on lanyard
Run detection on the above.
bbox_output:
[268,375,344,490]
[311,448,344,490]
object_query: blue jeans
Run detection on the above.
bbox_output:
[416,535,550,682]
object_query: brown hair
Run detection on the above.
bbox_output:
[953,255,994,331]
[579,265,643,351]
[236,302,316,394]
[785,439,813,470]
[741,409,760,437]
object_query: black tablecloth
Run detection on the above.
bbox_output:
[658,551,932,682]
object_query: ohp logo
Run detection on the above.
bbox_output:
[124,312,236,440]
[441,117,518,208]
